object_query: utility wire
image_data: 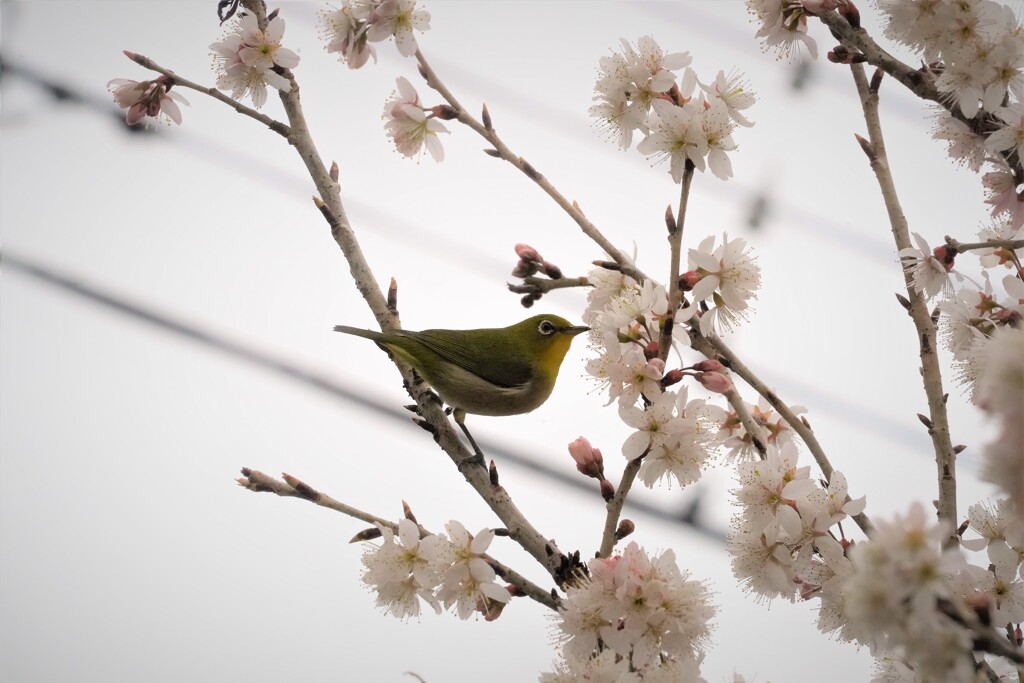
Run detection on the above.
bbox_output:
[3,250,727,543]
[0,48,945,463]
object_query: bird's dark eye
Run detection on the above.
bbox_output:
[538,320,557,336]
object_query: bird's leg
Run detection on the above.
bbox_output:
[451,408,485,466]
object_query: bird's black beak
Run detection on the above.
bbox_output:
[565,325,590,336]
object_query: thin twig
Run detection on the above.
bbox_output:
[598,457,644,558]
[659,165,694,363]
[238,469,559,610]
[849,63,957,545]
[414,49,644,275]
[124,52,290,137]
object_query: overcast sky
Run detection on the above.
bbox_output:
[1,2,1008,682]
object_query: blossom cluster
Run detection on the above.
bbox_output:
[890,0,1024,230]
[319,0,430,68]
[847,501,1024,683]
[728,442,865,605]
[542,542,716,682]
[108,73,189,127]
[210,12,300,108]
[359,518,510,620]
[580,233,766,489]
[589,36,755,181]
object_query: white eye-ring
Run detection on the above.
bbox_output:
[538,320,557,335]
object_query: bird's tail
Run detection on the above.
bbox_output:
[333,325,386,342]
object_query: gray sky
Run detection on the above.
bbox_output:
[1,1,1005,681]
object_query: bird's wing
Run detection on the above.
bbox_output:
[406,329,533,389]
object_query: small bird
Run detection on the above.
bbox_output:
[333,314,589,424]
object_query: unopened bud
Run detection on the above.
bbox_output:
[541,261,563,279]
[692,359,724,373]
[697,371,734,394]
[644,342,660,360]
[838,0,861,28]
[402,499,417,523]
[511,259,538,278]
[678,270,702,292]
[599,478,615,501]
[614,519,635,540]
[489,459,500,487]
[515,243,542,262]
[568,436,605,479]
[995,309,1022,326]
[932,245,955,270]
[661,368,685,388]
[349,527,382,543]
[430,104,459,120]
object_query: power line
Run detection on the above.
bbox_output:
[3,250,727,543]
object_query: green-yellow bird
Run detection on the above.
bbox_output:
[333,314,588,421]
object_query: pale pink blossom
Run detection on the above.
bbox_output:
[107,76,188,126]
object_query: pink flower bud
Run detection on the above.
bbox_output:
[662,368,685,387]
[678,270,702,292]
[568,436,605,479]
[838,1,861,28]
[692,359,724,373]
[644,342,660,360]
[541,261,563,279]
[430,104,459,120]
[511,259,538,278]
[514,243,542,262]
[600,478,615,501]
[932,245,955,270]
[697,371,734,394]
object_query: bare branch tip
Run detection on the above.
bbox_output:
[664,204,677,235]
[854,133,877,161]
[402,499,417,523]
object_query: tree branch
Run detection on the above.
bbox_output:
[849,63,957,544]
[237,469,560,610]
[124,52,290,137]
[414,49,645,275]
[598,457,643,558]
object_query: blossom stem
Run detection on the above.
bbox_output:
[237,468,559,610]
[124,52,291,137]
[597,455,644,558]
[659,164,694,364]
[413,49,645,276]
[850,62,957,545]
